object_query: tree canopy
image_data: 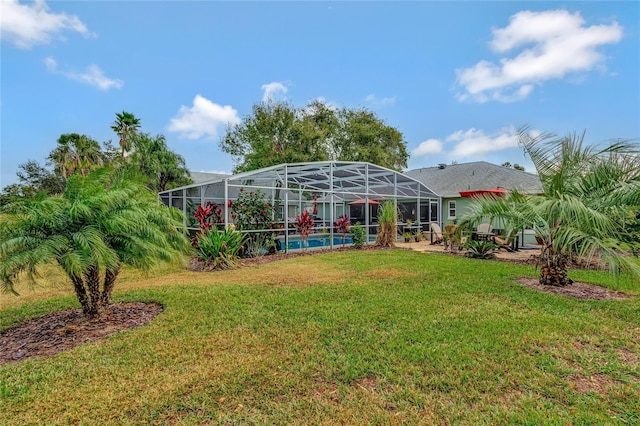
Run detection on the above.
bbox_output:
[1,112,192,207]
[220,100,409,173]
[124,133,192,192]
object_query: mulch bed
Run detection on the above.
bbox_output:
[515,277,631,300]
[0,302,163,365]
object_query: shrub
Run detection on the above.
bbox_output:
[195,228,246,269]
[294,210,314,250]
[350,222,366,248]
[335,214,351,247]
[376,200,397,247]
[231,188,276,257]
[464,240,498,259]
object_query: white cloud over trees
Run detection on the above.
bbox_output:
[167,95,241,140]
[413,127,527,160]
[412,139,443,157]
[365,94,396,107]
[261,81,289,102]
[455,9,623,103]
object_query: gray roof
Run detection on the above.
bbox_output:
[189,171,230,184]
[405,161,543,198]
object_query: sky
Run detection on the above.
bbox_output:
[1,1,639,188]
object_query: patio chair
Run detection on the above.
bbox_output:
[428,222,444,245]
[493,229,516,252]
[475,222,494,241]
[477,223,493,234]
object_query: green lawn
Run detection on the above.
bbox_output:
[1,249,639,425]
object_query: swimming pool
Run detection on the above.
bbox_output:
[283,236,354,250]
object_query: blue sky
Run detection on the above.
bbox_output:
[2,1,638,187]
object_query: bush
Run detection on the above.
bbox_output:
[335,214,351,247]
[464,240,498,259]
[195,228,246,269]
[376,200,397,247]
[350,222,366,248]
[230,188,276,257]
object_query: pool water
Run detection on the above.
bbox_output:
[285,236,353,250]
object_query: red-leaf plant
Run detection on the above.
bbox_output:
[335,214,351,247]
[294,210,314,250]
[192,202,224,247]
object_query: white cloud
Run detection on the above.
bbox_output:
[44,56,123,91]
[365,94,396,107]
[167,94,241,140]
[455,9,623,103]
[1,0,91,49]
[412,139,443,157]
[261,81,288,102]
[446,127,519,157]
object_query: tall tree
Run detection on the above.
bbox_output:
[111,111,141,158]
[48,133,103,178]
[0,160,64,207]
[220,100,409,173]
[334,108,408,171]
[126,133,192,192]
[0,169,191,318]
[460,128,640,286]
[221,101,308,173]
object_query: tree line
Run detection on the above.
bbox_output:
[1,112,192,207]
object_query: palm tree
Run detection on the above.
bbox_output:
[0,169,191,318]
[111,111,141,158]
[48,134,103,178]
[48,135,76,179]
[126,133,192,192]
[72,134,103,176]
[460,128,640,286]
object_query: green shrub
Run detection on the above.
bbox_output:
[376,200,398,247]
[350,222,366,248]
[195,228,246,269]
[464,240,498,259]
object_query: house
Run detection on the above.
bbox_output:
[405,162,542,239]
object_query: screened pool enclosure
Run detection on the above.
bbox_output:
[159,162,440,251]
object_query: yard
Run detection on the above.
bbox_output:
[1,249,639,424]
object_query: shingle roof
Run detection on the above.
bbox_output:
[405,161,542,198]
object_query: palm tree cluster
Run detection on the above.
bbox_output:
[2,111,193,208]
[48,133,104,179]
[0,170,190,318]
[460,128,640,286]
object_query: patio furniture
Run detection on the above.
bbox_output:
[428,222,444,245]
[474,223,495,241]
[493,229,519,252]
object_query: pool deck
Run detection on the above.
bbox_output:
[401,238,541,262]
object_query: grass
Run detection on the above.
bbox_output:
[1,249,639,425]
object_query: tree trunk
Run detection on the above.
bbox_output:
[84,265,103,318]
[70,274,91,316]
[100,266,120,305]
[538,245,570,286]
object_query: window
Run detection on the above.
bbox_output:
[448,201,456,219]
